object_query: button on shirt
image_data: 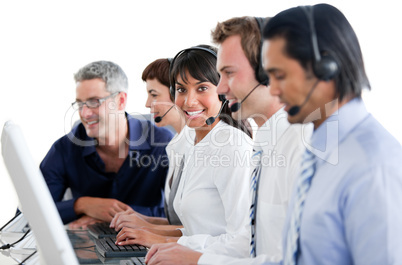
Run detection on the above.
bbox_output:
[198,108,312,264]
[40,114,174,224]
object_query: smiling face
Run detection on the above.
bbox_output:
[75,78,123,140]
[216,34,280,126]
[174,70,222,130]
[145,78,175,127]
[216,35,261,121]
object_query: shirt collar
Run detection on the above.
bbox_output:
[254,107,290,154]
[309,98,369,165]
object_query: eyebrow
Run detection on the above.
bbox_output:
[265,67,280,74]
[147,89,157,94]
[218,65,230,72]
[75,96,100,102]
[176,80,207,86]
[219,65,236,73]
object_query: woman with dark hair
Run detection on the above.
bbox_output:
[170,45,252,138]
[110,58,195,231]
[114,45,253,251]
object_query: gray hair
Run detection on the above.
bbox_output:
[74,61,129,93]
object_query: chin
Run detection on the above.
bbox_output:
[186,119,207,129]
[83,124,101,139]
[286,115,302,125]
[85,129,99,139]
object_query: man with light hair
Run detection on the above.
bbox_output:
[41,61,173,228]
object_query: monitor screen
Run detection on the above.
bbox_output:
[1,121,79,265]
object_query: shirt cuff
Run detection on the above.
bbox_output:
[57,199,78,224]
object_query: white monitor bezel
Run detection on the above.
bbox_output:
[1,121,79,265]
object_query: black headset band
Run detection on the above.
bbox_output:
[299,5,339,80]
[169,46,225,101]
[254,17,269,86]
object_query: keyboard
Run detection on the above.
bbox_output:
[120,257,146,265]
[88,222,117,239]
[95,237,147,258]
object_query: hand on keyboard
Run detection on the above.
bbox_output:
[110,210,150,231]
[146,243,202,265]
[115,227,171,248]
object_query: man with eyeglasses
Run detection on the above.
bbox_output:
[40,61,174,228]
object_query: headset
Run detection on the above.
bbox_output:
[254,17,270,85]
[229,17,269,113]
[287,6,340,116]
[300,5,339,81]
[169,46,226,102]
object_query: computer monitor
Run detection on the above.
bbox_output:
[1,121,79,265]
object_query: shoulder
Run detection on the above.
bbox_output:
[167,126,195,153]
[127,114,174,146]
[342,115,401,167]
[208,121,253,153]
[42,123,90,163]
[279,123,312,151]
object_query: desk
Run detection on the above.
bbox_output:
[0,229,135,264]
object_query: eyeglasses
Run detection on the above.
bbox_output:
[71,92,120,110]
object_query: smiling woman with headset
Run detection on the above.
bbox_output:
[110,58,196,231]
[113,45,254,251]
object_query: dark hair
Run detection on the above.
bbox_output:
[142,58,172,101]
[171,45,252,138]
[263,4,370,100]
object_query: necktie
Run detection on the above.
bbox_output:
[250,149,263,257]
[284,149,316,265]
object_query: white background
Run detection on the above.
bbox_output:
[1,0,401,225]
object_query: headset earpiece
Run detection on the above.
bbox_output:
[300,6,339,81]
[254,17,269,86]
[313,55,339,81]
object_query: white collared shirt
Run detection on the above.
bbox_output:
[199,108,313,264]
[174,121,253,251]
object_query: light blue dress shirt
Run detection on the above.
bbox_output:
[278,98,402,265]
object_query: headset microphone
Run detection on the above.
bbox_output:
[288,80,319,116]
[206,100,228,125]
[154,105,175,123]
[230,83,261,112]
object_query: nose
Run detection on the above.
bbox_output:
[185,90,199,107]
[268,79,280,97]
[216,77,229,96]
[145,95,152,108]
[79,104,93,118]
